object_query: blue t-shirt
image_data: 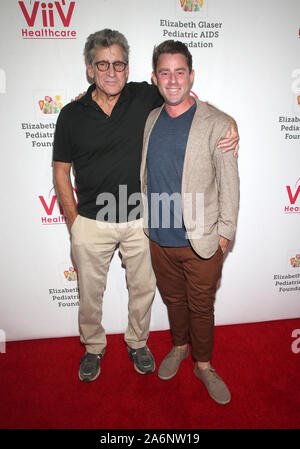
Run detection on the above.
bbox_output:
[147,102,196,247]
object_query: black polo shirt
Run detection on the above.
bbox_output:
[53,82,162,222]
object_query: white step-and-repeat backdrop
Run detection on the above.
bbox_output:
[0,0,299,342]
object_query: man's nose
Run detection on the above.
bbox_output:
[107,63,116,76]
[169,72,176,83]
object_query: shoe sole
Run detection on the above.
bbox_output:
[133,361,156,375]
[158,370,179,380]
[204,389,231,405]
[78,368,100,382]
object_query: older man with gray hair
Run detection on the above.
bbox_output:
[53,29,239,382]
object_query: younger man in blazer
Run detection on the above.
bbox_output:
[140,40,240,405]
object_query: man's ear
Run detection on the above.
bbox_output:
[125,64,129,81]
[151,71,158,86]
[87,64,95,80]
[190,69,195,87]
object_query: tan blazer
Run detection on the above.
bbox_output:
[140,98,240,259]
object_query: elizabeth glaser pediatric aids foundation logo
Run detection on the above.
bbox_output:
[39,95,62,114]
[18,0,77,39]
[64,267,78,281]
[175,0,208,17]
[290,254,300,268]
[179,0,204,12]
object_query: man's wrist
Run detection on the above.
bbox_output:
[68,213,78,228]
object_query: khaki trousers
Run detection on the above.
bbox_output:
[149,240,223,362]
[71,216,156,354]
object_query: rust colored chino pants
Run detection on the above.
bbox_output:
[149,240,224,362]
[71,216,156,355]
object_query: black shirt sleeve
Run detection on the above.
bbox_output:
[141,82,164,109]
[53,104,73,163]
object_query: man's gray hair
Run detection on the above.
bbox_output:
[84,29,130,66]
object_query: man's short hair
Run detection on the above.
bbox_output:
[152,40,193,74]
[84,29,130,66]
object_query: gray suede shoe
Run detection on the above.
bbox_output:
[194,363,231,405]
[158,346,189,380]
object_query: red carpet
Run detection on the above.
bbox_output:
[0,318,299,430]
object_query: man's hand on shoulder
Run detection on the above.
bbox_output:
[71,91,86,101]
[205,101,239,157]
[217,118,239,157]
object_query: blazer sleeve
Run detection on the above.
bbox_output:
[213,121,240,241]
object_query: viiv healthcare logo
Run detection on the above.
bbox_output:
[39,186,77,225]
[18,0,77,40]
[284,178,300,214]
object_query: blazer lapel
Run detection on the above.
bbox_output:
[140,104,164,190]
[182,99,213,190]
